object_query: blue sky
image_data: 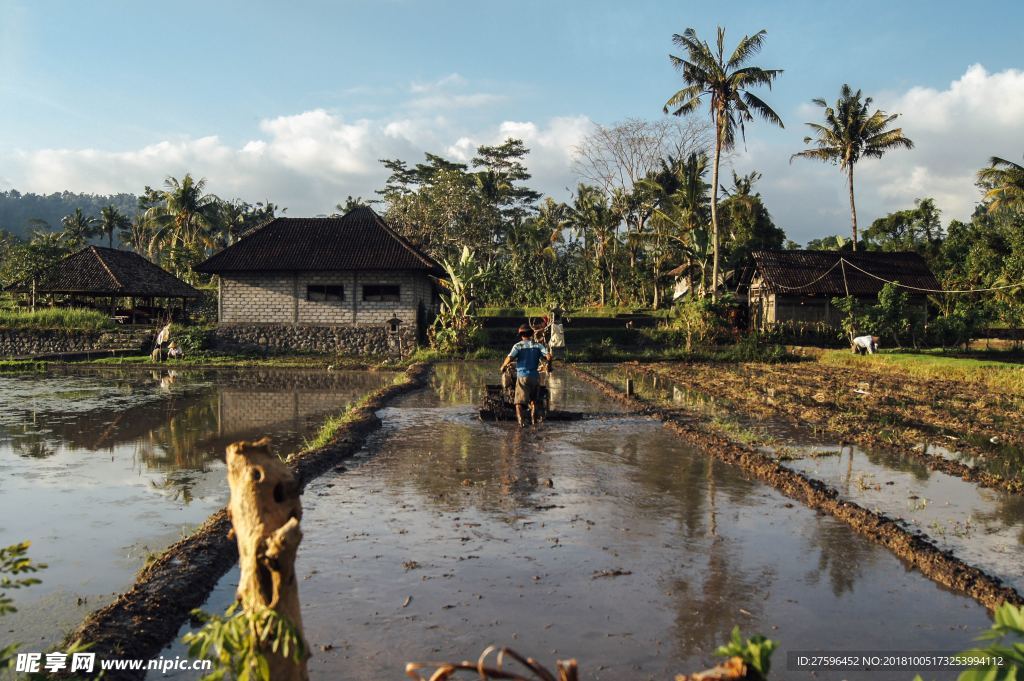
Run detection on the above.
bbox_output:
[2,0,1023,243]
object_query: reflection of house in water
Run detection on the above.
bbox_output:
[2,370,392,471]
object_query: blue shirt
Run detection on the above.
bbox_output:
[508,340,548,377]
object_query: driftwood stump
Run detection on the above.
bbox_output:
[226,437,309,681]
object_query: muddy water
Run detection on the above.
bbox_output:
[591,363,1024,594]
[0,367,392,648]
[173,363,991,680]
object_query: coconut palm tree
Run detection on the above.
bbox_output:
[566,184,620,306]
[664,27,783,300]
[647,152,712,299]
[60,208,98,248]
[144,173,222,264]
[978,155,1024,213]
[791,85,914,250]
[97,205,131,248]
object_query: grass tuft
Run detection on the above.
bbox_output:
[0,307,114,331]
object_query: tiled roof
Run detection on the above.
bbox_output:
[750,250,941,296]
[195,206,441,274]
[5,246,200,298]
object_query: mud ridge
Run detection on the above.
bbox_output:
[569,364,1023,612]
[634,361,1024,497]
[62,362,433,680]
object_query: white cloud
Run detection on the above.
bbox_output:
[5,105,592,213]
[747,64,1024,244]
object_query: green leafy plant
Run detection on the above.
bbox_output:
[956,602,1024,681]
[715,626,777,680]
[1,541,47,670]
[670,297,730,350]
[169,323,214,354]
[183,603,307,681]
[430,246,490,354]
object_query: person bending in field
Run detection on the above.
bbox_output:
[852,334,880,355]
[500,324,552,427]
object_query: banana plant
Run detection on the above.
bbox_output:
[431,246,490,353]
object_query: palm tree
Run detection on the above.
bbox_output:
[647,153,712,299]
[60,208,98,248]
[566,184,620,306]
[145,173,221,258]
[792,85,914,250]
[98,205,131,248]
[664,27,783,300]
[978,155,1024,213]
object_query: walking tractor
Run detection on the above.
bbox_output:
[478,315,581,422]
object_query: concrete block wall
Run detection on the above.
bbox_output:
[221,273,294,323]
[219,270,436,327]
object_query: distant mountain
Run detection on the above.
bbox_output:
[0,190,138,241]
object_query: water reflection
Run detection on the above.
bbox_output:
[210,361,991,681]
[0,366,393,649]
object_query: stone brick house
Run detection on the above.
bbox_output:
[743,250,940,329]
[195,206,441,354]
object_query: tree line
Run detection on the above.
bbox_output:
[1,26,1021,328]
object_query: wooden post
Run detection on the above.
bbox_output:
[225,437,309,681]
[625,378,634,397]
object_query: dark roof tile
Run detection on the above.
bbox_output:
[195,206,441,273]
[5,246,200,298]
[750,250,941,296]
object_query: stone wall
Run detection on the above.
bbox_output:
[211,323,418,357]
[219,270,435,326]
[0,328,149,357]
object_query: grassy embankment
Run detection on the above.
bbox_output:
[817,348,1024,394]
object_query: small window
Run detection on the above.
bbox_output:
[362,284,400,302]
[307,285,345,302]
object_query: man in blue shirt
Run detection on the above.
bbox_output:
[500,324,552,426]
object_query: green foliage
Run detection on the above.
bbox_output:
[715,625,777,679]
[0,189,136,242]
[0,307,114,331]
[832,284,923,348]
[430,247,489,353]
[872,282,916,347]
[1,541,46,670]
[718,171,786,269]
[864,198,943,257]
[669,297,730,350]
[950,602,1024,681]
[759,320,848,347]
[0,542,45,617]
[183,603,307,681]
[169,323,214,354]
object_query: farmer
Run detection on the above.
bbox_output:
[548,313,566,360]
[852,334,880,355]
[500,324,552,427]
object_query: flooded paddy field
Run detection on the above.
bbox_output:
[172,363,993,680]
[0,366,392,648]
[591,363,1024,595]
[644,359,1024,486]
